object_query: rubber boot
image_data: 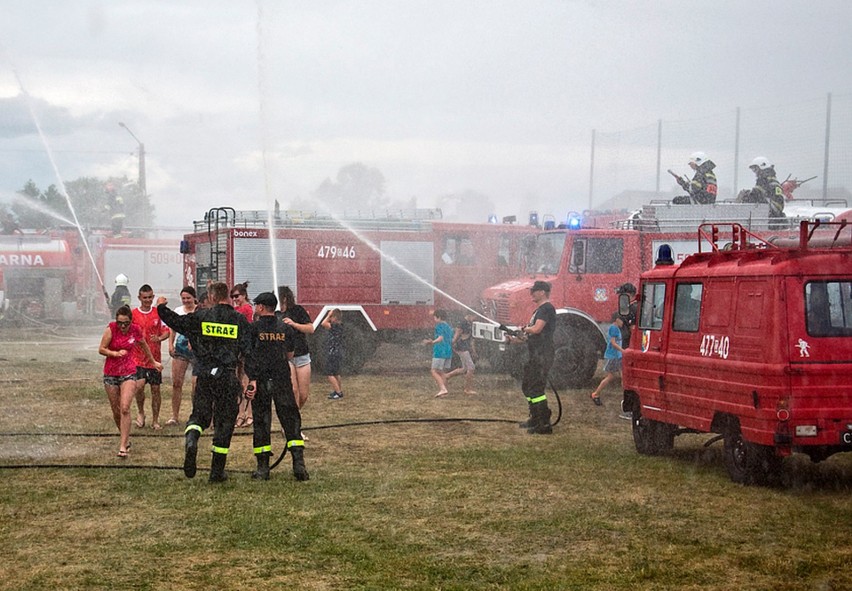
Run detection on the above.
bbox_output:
[291,447,310,481]
[527,403,553,435]
[209,452,228,483]
[183,430,200,479]
[251,453,270,481]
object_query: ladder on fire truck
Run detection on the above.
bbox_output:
[194,207,443,234]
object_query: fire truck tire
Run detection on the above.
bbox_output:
[723,428,782,486]
[632,410,674,456]
[311,322,377,375]
[549,340,598,390]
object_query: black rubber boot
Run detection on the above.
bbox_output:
[527,404,553,435]
[183,429,200,479]
[251,453,270,481]
[291,447,310,481]
[209,452,228,483]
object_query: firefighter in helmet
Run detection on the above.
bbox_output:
[110,274,132,316]
[671,152,718,205]
[737,156,786,228]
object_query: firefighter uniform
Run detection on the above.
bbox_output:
[520,282,557,434]
[158,299,255,482]
[673,159,718,204]
[248,293,309,481]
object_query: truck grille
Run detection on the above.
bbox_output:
[482,300,509,324]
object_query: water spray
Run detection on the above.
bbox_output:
[256,0,280,296]
[11,66,109,307]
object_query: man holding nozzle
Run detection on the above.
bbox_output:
[505,280,556,435]
[156,282,256,483]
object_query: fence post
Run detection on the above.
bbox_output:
[655,119,662,195]
[733,107,740,199]
[589,128,596,210]
[823,92,832,200]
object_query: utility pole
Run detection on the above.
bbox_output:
[118,122,147,197]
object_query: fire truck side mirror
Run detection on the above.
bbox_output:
[179,240,191,254]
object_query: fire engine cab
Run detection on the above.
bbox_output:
[472,201,798,389]
[621,221,852,485]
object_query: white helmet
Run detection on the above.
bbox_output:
[750,156,772,170]
[689,151,708,165]
[115,273,129,286]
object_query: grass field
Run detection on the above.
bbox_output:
[0,326,851,590]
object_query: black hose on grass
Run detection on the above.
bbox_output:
[0,416,526,472]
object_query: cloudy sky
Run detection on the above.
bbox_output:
[1,0,850,228]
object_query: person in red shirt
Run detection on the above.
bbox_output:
[99,305,162,457]
[132,284,170,430]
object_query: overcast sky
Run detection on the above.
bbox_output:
[1,0,850,228]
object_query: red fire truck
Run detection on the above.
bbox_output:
[620,221,852,485]
[180,207,540,371]
[471,202,803,389]
[0,229,185,323]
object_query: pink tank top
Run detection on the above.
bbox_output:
[104,322,143,377]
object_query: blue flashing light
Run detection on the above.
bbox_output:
[529,211,539,227]
[655,244,675,266]
[566,211,582,230]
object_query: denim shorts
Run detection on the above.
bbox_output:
[289,353,312,368]
[431,357,452,371]
[603,358,622,374]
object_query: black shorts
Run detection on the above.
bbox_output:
[136,366,163,385]
[325,353,342,376]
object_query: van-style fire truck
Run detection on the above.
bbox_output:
[179,207,540,371]
[470,201,806,389]
[620,221,852,485]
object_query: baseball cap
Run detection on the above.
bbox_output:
[254,292,278,309]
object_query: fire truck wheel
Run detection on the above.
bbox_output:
[549,340,598,390]
[632,411,674,456]
[723,428,782,486]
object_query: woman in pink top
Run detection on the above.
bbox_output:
[231,282,254,427]
[99,305,161,457]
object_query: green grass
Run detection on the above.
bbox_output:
[0,330,851,590]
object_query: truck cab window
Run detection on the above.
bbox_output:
[527,232,565,275]
[569,238,623,274]
[673,283,703,332]
[639,282,666,330]
[806,281,852,337]
[442,236,474,266]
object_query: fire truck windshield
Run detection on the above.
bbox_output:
[525,232,566,275]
